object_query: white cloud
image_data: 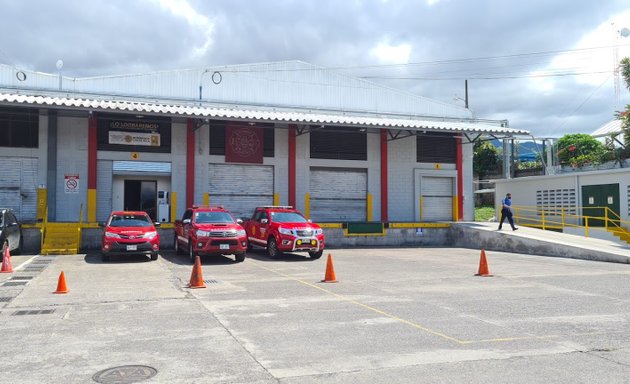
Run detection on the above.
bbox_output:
[370,40,412,64]
[426,0,443,6]
[152,0,215,58]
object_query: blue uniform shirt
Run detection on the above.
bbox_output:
[502,197,512,207]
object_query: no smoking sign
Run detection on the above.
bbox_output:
[64,174,80,194]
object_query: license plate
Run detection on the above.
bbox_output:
[220,244,230,250]
[126,245,137,251]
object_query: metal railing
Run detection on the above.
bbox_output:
[40,206,48,251]
[77,203,84,251]
[512,205,630,240]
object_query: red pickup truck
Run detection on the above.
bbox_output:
[242,206,325,259]
[174,206,248,263]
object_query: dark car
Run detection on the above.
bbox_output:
[101,211,160,262]
[1,208,22,259]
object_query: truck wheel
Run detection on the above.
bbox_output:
[102,254,110,262]
[150,252,159,261]
[309,250,323,259]
[188,241,196,264]
[235,253,245,263]
[267,237,281,258]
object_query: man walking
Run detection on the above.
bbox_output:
[498,193,518,231]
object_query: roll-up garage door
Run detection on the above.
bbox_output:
[421,176,453,221]
[96,160,113,222]
[0,157,38,221]
[310,168,367,222]
[208,163,274,219]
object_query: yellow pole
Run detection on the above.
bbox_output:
[515,207,519,225]
[585,217,589,237]
[452,196,458,221]
[170,192,177,223]
[561,207,565,229]
[203,192,209,206]
[305,192,311,219]
[367,193,373,222]
[605,208,608,230]
[87,188,97,223]
[541,208,546,230]
[37,187,47,221]
[273,193,280,206]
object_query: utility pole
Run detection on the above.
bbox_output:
[464,79,469,109]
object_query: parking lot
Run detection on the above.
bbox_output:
[2,247,630,383]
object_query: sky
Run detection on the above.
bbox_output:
[0,0,629,138]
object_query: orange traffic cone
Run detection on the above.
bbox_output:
[1,246,13,273]
[188,256,206,289]
[321,253,338,283]
[475,249,493,277]
[54,271,69,294]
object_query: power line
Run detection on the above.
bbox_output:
[359,70,612,81]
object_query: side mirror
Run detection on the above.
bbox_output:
[98,222,105,228]
[236,218,243,224]
[260,218,268,224]
[154,222,161,228]
[183,218,191,224]
[307,219,312,223]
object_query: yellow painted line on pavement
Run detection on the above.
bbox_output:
[252,261,465,344]
[250,260,595,346]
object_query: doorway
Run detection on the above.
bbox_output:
[581,183,620,227]
[124,180,157,221]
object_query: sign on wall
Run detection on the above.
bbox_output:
[108,131,161,146]
[225,124,263,164]
[64,174,79,194]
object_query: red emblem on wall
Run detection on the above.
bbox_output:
[225,124,263,164]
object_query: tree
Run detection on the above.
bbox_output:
[556,133,605,168]
[473,141,500,180]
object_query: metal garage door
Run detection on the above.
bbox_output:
[96,160,113,222]
[310,168,367,222]
[0,157,38,221]
[421,176,453,221]
[208,163,274,219]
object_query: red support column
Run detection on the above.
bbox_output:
[88,116,97,190]
[288,124,297,207]
[380,129,388,222]
[456,136,464,220]
[186,119,195,209]
[87,115,98,222]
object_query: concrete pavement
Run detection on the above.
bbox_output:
[2,247,630,383]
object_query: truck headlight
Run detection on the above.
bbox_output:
[279,227,293,235]
[236,229,246,236]
[144,231,158,239]
[104,231,121,238]
[196,229,211,237]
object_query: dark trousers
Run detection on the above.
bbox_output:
[498,208,515,230]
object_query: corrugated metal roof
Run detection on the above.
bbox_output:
[591,119,623,137]
[1,61,473,119]
[0,92,528,135]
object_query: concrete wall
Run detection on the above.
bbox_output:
[495,168,630,223]
[56,116,88,222]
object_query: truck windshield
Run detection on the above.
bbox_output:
[195,211,234,224]
[108,215,152,227]
[271,212,308,223]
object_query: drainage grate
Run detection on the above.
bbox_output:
[10,276,34,280]
[93,365,158,384]
[2,281,27,287]
[204,279,220,284]
[13,309,55,316]
[0,297,13,302]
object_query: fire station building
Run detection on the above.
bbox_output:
[0,61,526,249]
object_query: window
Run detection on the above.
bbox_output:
[536,189,576,215]
[416,133,456,163]
[310,126,367,160]
[0,107,39,148]
[209,120,275,157]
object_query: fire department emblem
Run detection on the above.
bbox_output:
[229,128,260,157]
